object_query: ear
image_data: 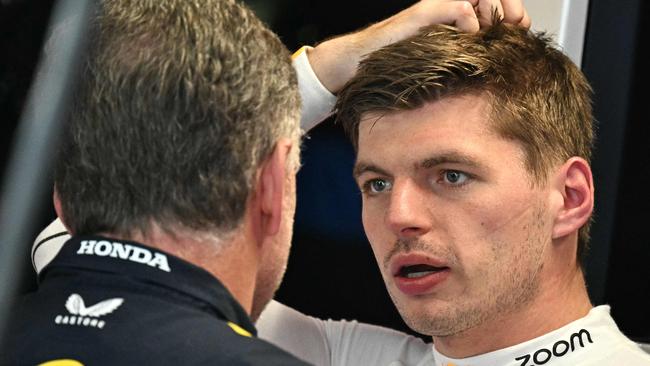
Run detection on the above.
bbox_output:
[53,186,73,234]
[551,157,594,239]
[251,139,294,243]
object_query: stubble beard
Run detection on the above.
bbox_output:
[250,183,295,322]
[250,255,288,322]
[387,206,548,338]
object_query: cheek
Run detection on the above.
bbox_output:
[451,197,546,275]
[361,203,390,265]
[454,188,538,241]
[361,197,382,236]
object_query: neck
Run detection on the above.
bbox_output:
[105,223,259,316]
[433,254,592,358]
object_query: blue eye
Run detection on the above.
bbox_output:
[443,170,468,185]
[363,179,392,195]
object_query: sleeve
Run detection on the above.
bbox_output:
[292,46,337,132]
[256,300,433,366]
[256,300,332,366]
[32,217,70,274]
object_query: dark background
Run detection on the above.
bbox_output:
[1,0,648,342]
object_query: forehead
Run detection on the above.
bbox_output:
[359,94,493,140]
[356,94,525,171]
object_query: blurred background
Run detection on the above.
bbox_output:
[1,0,648,342]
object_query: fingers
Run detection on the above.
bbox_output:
[519,8,531,28]
[445,1,480,33]
[419,0,530,33]
[474,0,504,28]
[500,0,530,27]
[451,2,481,33]
[458,0,480,6]
[464,0,530,28]
[411,1,480,33]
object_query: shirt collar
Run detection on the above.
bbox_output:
[431,306,615,366]
[41,235,256,336]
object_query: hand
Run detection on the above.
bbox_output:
[308,0,530,93]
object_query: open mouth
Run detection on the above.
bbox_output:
[389,254,451,295]
[397,264,448,279]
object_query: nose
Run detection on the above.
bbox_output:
[385,180,432,238]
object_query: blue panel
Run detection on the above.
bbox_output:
[294,119,368,245]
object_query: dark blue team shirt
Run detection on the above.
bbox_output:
[1,236,310,365]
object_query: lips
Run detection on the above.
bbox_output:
[390,253,450,296]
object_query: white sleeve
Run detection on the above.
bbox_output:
[32,217,70,274]
[292,46,337,132]
[257,300,434,366]
[257,300,331,365]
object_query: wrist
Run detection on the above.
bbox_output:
[307,31,361,94]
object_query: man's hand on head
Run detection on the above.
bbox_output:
[308,0,531,93]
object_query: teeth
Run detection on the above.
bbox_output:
[405,271,435,279]
[399,264,444,278]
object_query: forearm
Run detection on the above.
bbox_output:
[293,47,337,131]
[257,300,432,366]
[306,0,530,95]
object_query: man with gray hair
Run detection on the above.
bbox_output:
[3,0,307,364]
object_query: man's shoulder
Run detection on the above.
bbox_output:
[570,345,650,365]
[3,291,309,365]
[202,329,313,365]
[156,312,311,365]
[142,317,311,365]
[579,306,650,365]
[546,306,650,366]
[2,269,310,365]
[581,339,650,365]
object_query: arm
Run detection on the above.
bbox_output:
[307,0,530,94]
[299,0,530,128]
[32,217,69,274]
[257,300,433,366]
[293,47,337,132]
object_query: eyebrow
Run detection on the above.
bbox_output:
[420,152,481,169]
[353,163,390,180]
[353,151,481,180]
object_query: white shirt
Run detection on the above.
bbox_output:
[430,305,650,366]
[257,302,650,366]
[256,300,433,366]
[291,46,337,131]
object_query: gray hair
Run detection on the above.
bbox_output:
[55,0,300,237]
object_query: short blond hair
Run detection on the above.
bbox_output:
[336,22,594,263]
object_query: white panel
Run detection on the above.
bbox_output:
[522,0,590,67]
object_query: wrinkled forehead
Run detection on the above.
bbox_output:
[357,94,497,145]
[354,95,531,176]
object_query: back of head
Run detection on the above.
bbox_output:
[55,0,300,238]
[336,21,594,263]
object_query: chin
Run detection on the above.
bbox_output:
[391,292,478,337]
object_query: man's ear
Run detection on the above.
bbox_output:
[252,139,294,242]
[53,186,73,234]
[551,157,594,239]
